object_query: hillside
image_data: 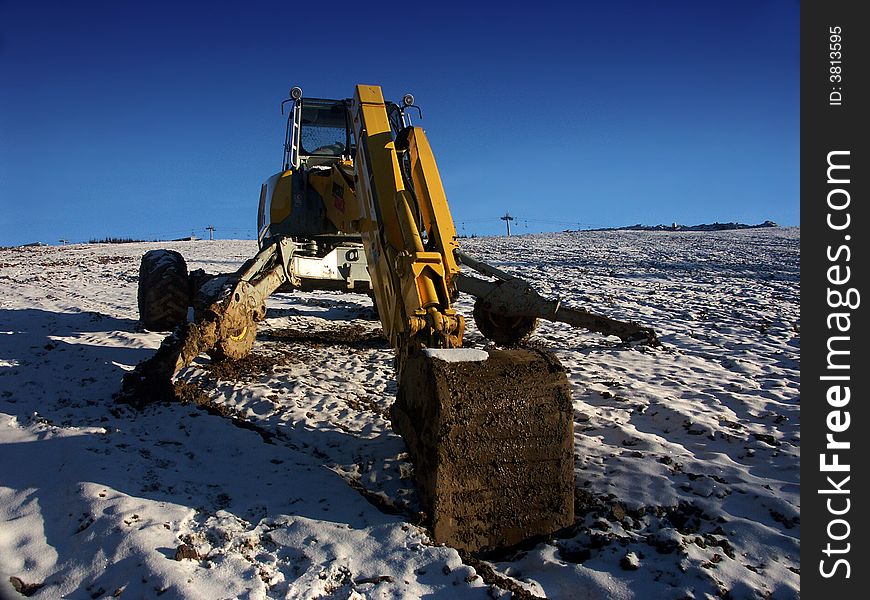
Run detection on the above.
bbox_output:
[0,228,800,599]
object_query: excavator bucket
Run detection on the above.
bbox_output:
[391,348,575,552]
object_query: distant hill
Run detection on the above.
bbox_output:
[591,220,778,232]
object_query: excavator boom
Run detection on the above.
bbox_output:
[349,85,463,351]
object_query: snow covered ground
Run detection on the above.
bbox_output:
[0,228,800,599]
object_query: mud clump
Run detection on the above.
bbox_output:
[392,348,574,552]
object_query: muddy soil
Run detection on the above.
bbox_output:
[261,324,386,349]
[204,353,279,381]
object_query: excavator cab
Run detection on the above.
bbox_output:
[258,92,358,247]
[298,98,352,158]
[281,91,353,170]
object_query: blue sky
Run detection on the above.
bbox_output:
[0,1,799,245]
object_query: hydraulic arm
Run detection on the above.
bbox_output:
[349,85,463,352]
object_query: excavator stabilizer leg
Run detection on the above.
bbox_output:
[391,348,575,552]
[116,318,219,408]
[118,241,289,408]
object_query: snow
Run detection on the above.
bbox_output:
[421,348,489,362]
[0,228,800,599]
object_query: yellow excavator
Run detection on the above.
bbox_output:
[121,84,657,552]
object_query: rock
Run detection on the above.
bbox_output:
[174,543,200,561]
[611,503,626,522]
[620,552,641,571]
[9,577,44,597]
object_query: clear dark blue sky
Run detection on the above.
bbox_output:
[1,1,798,245]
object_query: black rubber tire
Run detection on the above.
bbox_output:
[473,298,538,346]
[138,249,190,331]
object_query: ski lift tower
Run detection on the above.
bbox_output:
[501,213,515,236]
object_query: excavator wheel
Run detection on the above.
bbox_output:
[472,298,537,346]
[392,347,575,552]
[138,250,191,332]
